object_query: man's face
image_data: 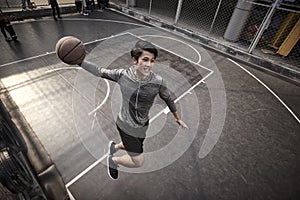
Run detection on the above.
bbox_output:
[133,50,155,79]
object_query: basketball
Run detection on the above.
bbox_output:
[55,36,86,65]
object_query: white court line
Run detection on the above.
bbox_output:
[44,67,111,125]
[228,58,300,124]
[67,188,76,200]
[91,79,110,129]
[65,153,109,188]
[60,18,149,28]
[150,71,213,123]
[0,32,131,69]
[140,35,202,64]
[45,66,81,73]
[10,15,149,28]
[89,79,110,116]
[0,52,53,68]
[127,32,213,73]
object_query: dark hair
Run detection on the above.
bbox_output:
[130,40,158,61]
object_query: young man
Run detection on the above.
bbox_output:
[79,40,188,179]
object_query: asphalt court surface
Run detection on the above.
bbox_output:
[0,10,299,200]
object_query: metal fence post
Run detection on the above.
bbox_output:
[209,0,223,34]
[128,0,136,7]
[174,0,184,24]
[248,0,281,53]
[149,0,153,15]
[224,0,254,42]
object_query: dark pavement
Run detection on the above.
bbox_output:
[0,9,299,200]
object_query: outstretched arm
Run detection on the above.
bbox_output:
[79,60,102,76]
[79,60,124,82]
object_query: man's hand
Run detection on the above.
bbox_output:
[176,119,188,129]
[172,112,188,129]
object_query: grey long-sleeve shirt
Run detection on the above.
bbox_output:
[81,60,177,136]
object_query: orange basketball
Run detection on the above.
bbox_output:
[55,36,86,65]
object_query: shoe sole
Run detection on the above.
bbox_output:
[108,141,112,155]
[107,156,117,180]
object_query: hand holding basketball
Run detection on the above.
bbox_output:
[55,36,86,65]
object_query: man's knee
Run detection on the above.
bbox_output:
[131,153,144,167]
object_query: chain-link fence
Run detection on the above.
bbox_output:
[1,0,300,69]
[110,0,300,70]
[252,1,300,69]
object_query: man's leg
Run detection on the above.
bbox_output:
[113,153,144,168]
[55,2,61,18]
[50,4,57,20]
[108,141,144,167]
[107,151,144,180]
[4,22,17,40]
[75,1,81,12]
[1,26,11,41]
[107,125,147,179]
[26,0,31,8]
[21,0,26,9]
[98,0,105,10]
[115,142,124,150]
[104,0,109,8]
[81,0,89,15]
[1,26,8,38]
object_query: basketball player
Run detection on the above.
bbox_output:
[79,40,188,179]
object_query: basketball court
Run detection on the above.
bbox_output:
[0,10,299,200]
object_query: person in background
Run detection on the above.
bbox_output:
[75,0,82,12]
[80,0,89,16]
[48,0,62,21]
[97,0,109,11]
[21,0,32,11]
[0,9,17,41]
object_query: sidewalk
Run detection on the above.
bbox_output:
[1,4,77,20]
[1,3,300,85]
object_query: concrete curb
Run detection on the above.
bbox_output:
[0,81,68,199]
[2,5,78,20]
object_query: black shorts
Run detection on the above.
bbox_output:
[117,125,145,156]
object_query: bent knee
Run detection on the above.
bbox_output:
[131,154,144,167]
[134,159,144,167]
